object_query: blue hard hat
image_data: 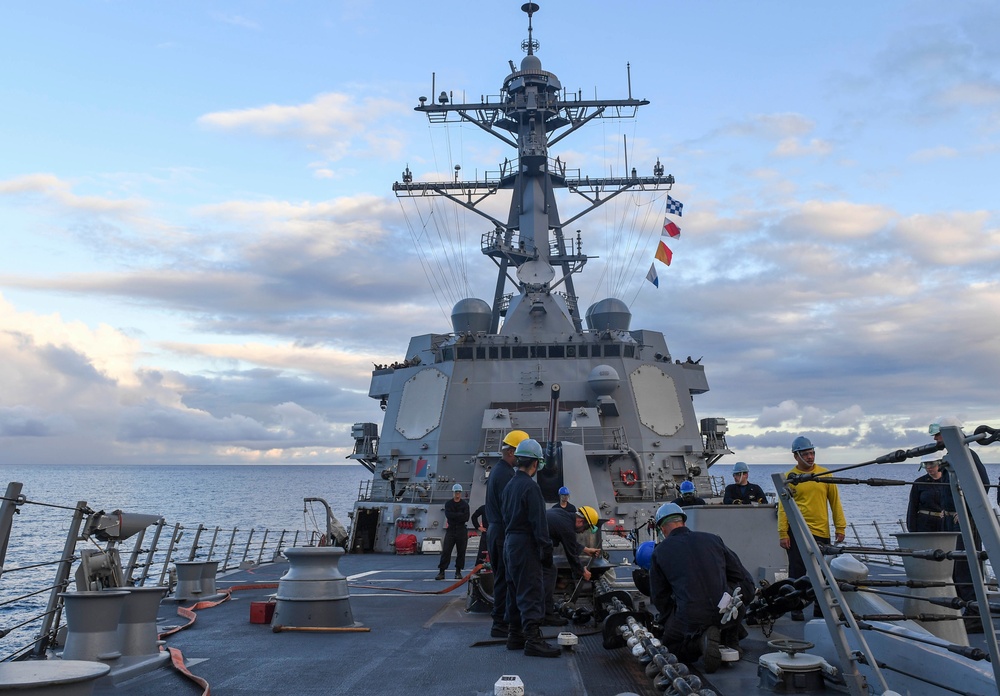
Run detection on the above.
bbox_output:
[635,541,655,570]
[452,484,463,492]
[679,480,695,494]
[733,461,749,474]
[655,502,687,526]
[791,436,814,452]
[558,486,570,496]
[514,438,544,461]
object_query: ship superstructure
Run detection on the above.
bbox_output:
[348,3,730,553]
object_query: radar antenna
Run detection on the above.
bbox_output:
[521,3,540,55]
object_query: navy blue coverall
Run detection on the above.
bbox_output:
[649,526,753,660]
[438,497,470,573]
[485,459,516,626]
[543,507,586,614]
[501,469,552,632]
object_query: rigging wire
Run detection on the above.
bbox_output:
[398,197,451,323]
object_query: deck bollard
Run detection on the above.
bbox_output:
[892,531,968,645]
[114,586,169,656]
[59,591,129,664]
[0,661,110,695]
[200,560,221,597]
[172,561,207,602]
[271,547,359,629]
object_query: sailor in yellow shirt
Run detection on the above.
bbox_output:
[776,436,846,620]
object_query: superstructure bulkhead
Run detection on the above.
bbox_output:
[347,4,730,554]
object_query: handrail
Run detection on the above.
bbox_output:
[0,480,339,663]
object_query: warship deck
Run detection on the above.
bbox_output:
[91,550,824,696]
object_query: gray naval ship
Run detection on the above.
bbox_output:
[345,0,731,559]
[2,4,1000,696]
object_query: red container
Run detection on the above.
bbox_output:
[250,601,276,624]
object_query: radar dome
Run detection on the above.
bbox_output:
[588,364,620,396]
[451,298,492,334]
[585,298,631,331]
[520,54,542,72]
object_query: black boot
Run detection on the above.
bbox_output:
[506,621,526,650]
[490,621,509,638]
[523,622,560,658]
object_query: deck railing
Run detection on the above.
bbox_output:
[0,481,321,663]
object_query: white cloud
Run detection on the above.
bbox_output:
[909,145,959,162]
[0,174,147,219]
[773,137,834,157]
[197,92,409,163]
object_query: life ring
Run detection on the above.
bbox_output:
[620,469,637,486]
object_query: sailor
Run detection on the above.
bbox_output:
[501,438,560,658]
[906,456,947,532]
[776,436,846,621]
[931,419,990,612]
[649,502,754,673]
[541,505,601,625]
[672,480,706,507]
[723,462,767,505]
[484,429,529,639]
[435,484,470,580]
[551,486,577,513]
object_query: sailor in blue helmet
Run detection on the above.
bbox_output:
[435,483,470,580]
[648,502,754,673]
[551,485,576,513]
[500,438,560,658]
[723,462,767,505]
[672,480,706,507]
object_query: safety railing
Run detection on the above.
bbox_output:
[0,481,323,663]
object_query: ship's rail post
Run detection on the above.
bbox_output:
[0,482,25,569]
[137,518,166,586]
[156,523,183,586]
[241,529,256,566]
[205,525,221,561]
[274,530,288,557]
[32,498,89,657]
[847,523,867,563]
[222,527,239,570]
[123,527,147,584]
[255,529,270,565]
[187,523,206,561]
[870,520,895,566]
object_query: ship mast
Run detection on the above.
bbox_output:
[393,2,674,334]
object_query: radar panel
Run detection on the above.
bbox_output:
[630,366,684,436]
[395,368,449,439]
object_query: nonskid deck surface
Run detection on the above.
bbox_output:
[93,552,828,696]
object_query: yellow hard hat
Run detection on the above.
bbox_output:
[577,505,599,528]
[502,430,530,449]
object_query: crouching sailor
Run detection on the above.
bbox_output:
[649,502,755,673]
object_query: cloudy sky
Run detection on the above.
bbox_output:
[2,1,998,467]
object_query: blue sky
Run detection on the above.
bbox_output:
[1,1,998,466]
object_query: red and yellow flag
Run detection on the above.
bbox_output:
[655,240,673,266]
